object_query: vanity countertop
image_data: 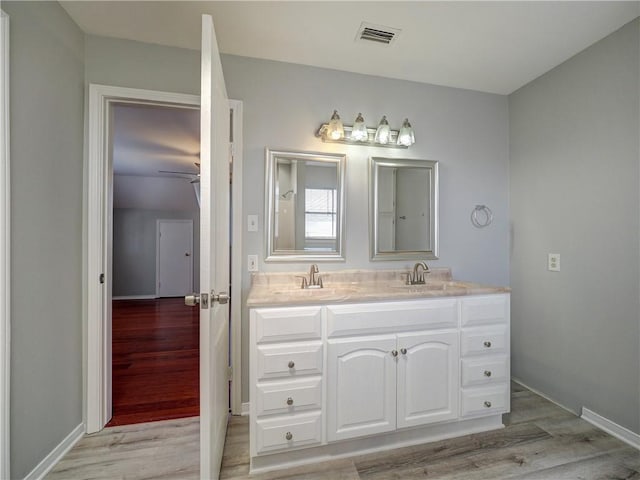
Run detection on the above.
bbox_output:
[246,268,510,307]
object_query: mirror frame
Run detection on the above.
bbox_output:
[265,148,346,262]
[369,156,439,261]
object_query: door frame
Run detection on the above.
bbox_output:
[0,9,10,479]
[85,84,244,432]
[156,219,194,298]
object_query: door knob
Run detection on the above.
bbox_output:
[184,294,200,307]
[211,290,229,305]
[185,252,191,256]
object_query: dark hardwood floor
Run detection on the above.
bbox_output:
[107,297,199,426]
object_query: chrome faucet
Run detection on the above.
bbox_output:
[406,261,430,285]
[297,264,323,289]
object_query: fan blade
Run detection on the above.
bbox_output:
[158,170,197,175]
[190,178,200,184]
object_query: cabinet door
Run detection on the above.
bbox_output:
[397,331,459,429]
[327,336,397,442]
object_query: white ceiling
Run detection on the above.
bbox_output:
[112,103,200,177]
[62,1,639,94]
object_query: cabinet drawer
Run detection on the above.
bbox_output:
[255,412,322,454]
[461,385,510,417]
[461,326,508,357]
[253,306,322,343]
[257,342,323,380]
[461,294,509,327]
[461,356,509,387]
[256,377,322,416]
[327,299,458,337]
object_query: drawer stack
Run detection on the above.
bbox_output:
[250,306,324,456]
[459,294,510,418]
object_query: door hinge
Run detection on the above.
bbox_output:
[99,273,105,284]
[227,366,233,381]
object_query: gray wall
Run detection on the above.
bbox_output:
[3,2,85,478]
[221,55,510,401]
[85,35,200,94]
[113,208,200,297]
[509,19,640,433]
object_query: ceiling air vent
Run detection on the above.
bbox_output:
[356,22,401,46]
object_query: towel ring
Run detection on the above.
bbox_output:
[471,205,493,228]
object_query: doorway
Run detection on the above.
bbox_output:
[108,102,202,426]
[85,85,243,433]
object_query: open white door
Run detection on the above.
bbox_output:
[198,14,230,480]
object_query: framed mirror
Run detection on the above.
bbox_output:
[265,148,346,262]
[370,157,439,261]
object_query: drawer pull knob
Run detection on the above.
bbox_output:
[391,350,398,357]
[285,432,293,441]
[483,341,492,348]
[286,397,294,406]
[400,348,407,355]
[484,401,492,408]
[288,361,295,369]
[484,370,492,377]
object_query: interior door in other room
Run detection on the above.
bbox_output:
[157,219,193,297]
[199,13,230,480]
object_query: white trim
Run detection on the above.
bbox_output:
[112,295,158,301]
[22,423,84,480]
[581,407,640,450]
[0,10,9,480]
[156,218,194,298]
[511,377,578,416]
[241,402,250,416]
[85,85,200,433]
[229,100,243,415]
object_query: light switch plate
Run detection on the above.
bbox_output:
[248,254,258,272]
[548,253,560,272]
[247,215,258,232]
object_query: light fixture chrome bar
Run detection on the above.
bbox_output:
[316,123,409,149]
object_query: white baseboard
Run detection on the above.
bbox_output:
[581,407,640,450]
[23,423,84,480]
[241,402,250,416]
[511,377,578,415]
[112,295,157,300]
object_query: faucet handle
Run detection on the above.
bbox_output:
[295,276,309,289]
[317,276,323,288]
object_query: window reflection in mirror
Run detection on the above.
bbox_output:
[266,149,346,262]
[370,157,439,261]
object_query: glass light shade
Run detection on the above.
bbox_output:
[326,110,344,140]
[374,115,391,144]
[350,113,368,142]
[397,118,415,146]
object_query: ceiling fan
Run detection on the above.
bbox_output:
[158,162,200,183]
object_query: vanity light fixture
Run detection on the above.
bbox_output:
[316,110,414,149]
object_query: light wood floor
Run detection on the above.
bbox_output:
[46,382,640,479]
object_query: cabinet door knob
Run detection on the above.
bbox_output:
[285,432,293,441]
[400,348,407,355]
[286,397,294,406]
[483,341,492,348]
[484,401,492,408]
[288,361,295,369]
[484,370,492,377]
[391,350,398,357]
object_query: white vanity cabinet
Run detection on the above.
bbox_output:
[249,293,510,473]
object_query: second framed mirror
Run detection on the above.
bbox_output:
[370,157,439,261]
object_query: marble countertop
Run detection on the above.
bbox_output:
[246,268,510,307]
